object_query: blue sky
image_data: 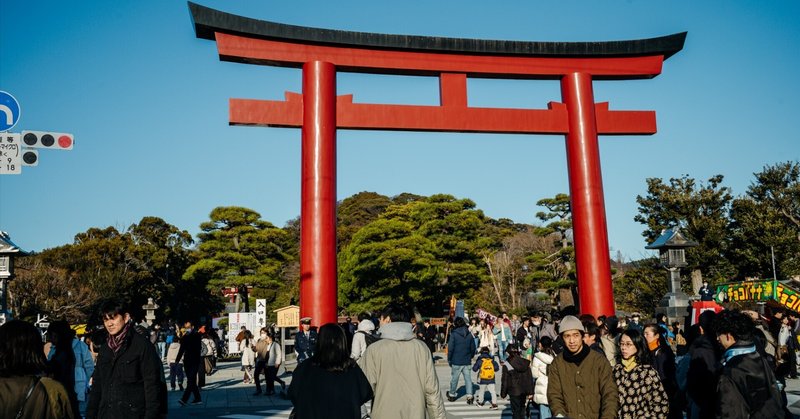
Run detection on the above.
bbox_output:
[1,1,798,262]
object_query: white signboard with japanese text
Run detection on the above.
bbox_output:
[227,312,257,354]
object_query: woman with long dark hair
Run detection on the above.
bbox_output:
[644,323,680,419]
[614,329,669,418]
[0,320,75,418]
[288,323,373,419]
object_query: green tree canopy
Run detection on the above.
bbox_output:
[183,206,292,313]
[338,194,490,315]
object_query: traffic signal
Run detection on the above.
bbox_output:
[21,130,73,150]
[22,149,38,166]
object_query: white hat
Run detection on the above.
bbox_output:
[558,315,585,334]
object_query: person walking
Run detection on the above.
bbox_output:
[1,320,75,419]
[500,345,534,419]
[175,320,203,406]
[86,299,164,418]
[493,317,512,362]
[477,318,496,356]
[264,331,285,396]
[715,309,788,418]
[546,315,618,419]
[531,336,556,419]
[288,323,373,419]
[613,329,669,418]
[200,328,217,376]
[166,331,185,391]
[358,303,446,419]
[686,310,718,419]
[447,316,477,403]
[252,327,270,396]
[239,330,255,384]
[350,312,377,361]
[472,346,499,409]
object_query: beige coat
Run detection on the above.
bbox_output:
[358,322,446,419]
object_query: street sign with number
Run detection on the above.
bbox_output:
[0,133,21,175]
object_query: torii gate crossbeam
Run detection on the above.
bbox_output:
[189,2,686,323]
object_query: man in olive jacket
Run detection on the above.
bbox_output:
[546,315,618,419]
[86,300,163,419]
[358,303,446,419]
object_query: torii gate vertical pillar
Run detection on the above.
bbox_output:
[300,61,338,326]
[561,72,615,316]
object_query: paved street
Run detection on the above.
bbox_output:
[165,354,800,419]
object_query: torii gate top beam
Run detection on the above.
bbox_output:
[189,2,685,80]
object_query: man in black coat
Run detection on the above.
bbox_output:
[714,309,787,418]
[686,310,718,419]
[86,300,163,419]
[175,320,203,406]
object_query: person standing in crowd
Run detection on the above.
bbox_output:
[166,329,185,391]
[715,309,788,418]
[530,312,557,352]
[531,336,556,419]
[350,312,377,361]
[613,329,669,418]
[500,345,534,419]
[468,318,481,351]
[493,316,512,362]
[546,315,618,419]
[446,316,476,403]
[48,321,93,419]
[239,330,255,384]
[686,310,718,419]
[295,317,317,364]
[472,346,499,409]
[418,319,437,354]
[698,280,714,301]
[628,313,643,333]
[1,320,75,419]
[478,318,496,356]
[582,321,605,356]
[86,299,164,418]
[600,316,620,367]
[175,320,203,406]
[288,323,373,419]
[358,303,446,419]
[264,331,286,396]
[644,323,680,419]
[46,321,80,418]
[515,317,531,349]
[153,325,167,362]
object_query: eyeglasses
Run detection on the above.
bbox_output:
[619,342,635,347]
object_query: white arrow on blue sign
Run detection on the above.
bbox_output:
[0,91,22,132]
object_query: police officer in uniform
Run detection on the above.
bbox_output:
[294,317,317,363]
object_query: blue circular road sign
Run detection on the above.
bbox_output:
[0,91,22,132]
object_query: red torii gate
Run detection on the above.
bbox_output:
[190,3,685,324]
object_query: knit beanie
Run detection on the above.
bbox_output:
[558,315,585,334]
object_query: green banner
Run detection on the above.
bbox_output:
[715,279,800,313]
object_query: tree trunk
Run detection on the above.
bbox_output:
[691,269,703,296]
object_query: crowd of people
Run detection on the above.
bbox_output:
[1,299,797,419]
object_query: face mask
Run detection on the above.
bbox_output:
[532,321,541,326]
[260,333,267,339]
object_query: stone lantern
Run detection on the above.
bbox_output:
[646,227,698,323]
[0,231,29,325]
[142,297,159,327]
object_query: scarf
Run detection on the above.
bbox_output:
[721,342,757,366]
[621,356,638,372]
[107,321,132,354]
[648,339,659,352]
[562,343,590,365]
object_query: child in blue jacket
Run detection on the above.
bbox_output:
[472,346,500,409]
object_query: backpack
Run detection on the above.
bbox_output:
[200,341,209,357]
[479,357,495,381]
[358,331,380,346]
